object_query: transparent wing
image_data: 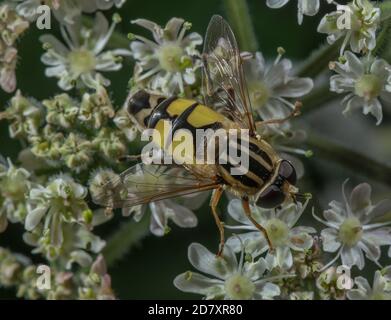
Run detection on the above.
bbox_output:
[92,163,219,209]
[202,15,256,134]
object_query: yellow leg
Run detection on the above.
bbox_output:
[210,187,225,257]
[242,198,273,250]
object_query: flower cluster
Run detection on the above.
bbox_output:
[0,4,29,93]
[268,0,391,125]
[130,17,202,95]
[314,181,391,270]
[1,0,391,301]
[40,12,131,91]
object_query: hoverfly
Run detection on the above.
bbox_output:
[93,15,301,255]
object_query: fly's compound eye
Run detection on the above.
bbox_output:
[279,160,297,185]
[256,184,286,209]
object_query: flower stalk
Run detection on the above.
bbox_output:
[306,133,391,186]
[223,0,259,52]
[296,40,341,78]
[102,215,150,267]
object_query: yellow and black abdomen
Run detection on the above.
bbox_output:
[127,90,280,195]
[127,90,230,164]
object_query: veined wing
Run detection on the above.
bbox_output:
[92,163,219,208]
[202,15,256,135]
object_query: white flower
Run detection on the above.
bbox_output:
[130,17,202,95]
[40,12,131,91]
[113,108,138,142]
[0,158,31,232]
[226,199,315,270]
[266,0,320,24]
[13,0,126,24]
[89,167,207,236]
[347,267,391,300]
[123,192,208,237]
[25,175,89,248]
[0,90,43,139]
[330,51,391,125]
[318,0,380,54]
[314,180,391,270]
[0,4,29,93]
[244,51,313,133]
[174,243,281,300]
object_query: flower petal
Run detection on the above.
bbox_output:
[25,206,47,231]
[226,232,268,257]
[349,183,371,214]
[254,282,280,300]
[188,243,237,280]
[321,228,341,252]
[273,77,313,98]
[173,272,224,297]
[341,246,365,270]
[266,0,290,9]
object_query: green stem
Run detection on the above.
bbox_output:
[83,16,130,49]
[296,40,341,78]
[301,82,339,115]
[306,134,391,186]
[108,29,131,49]
[373,15,391,58]
[380,1,391,22]
[103,216,150,267]
[223,0,259,52]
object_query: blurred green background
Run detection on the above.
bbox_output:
[1,0,390,299]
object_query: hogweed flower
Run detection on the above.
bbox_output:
[313,180,391,270]
[266,0,320,25]
[59,133,94,172]
[0,90,43,140]
[316,266,348,300]
[92,128,127,161]
[79,254,115,300]
[119,165,208,236]
[347,267,391,300]
[13,0,127,24]
[0,4,29,92]
[244,50,313,133]
[225,199,315,270]
[40,12,131,90]
[25,175,89,252]
[113,109,138,142]
[292,239,323,279]
[318,0,380,54]
[79,86,115,129]
[130,17,202,95]
[174,243,282,300]
[0,158,31,232]
[0,247,25,287]
[329,51,391,125]
[43,94,79,129]
[30,125,65,164]
[124,197,202,237]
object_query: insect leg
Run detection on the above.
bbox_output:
[210,186,225,257]
[242,197,273,250]
[255,101,302,129]
[118,154,142,162]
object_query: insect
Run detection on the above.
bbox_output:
[93,15,301,256]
